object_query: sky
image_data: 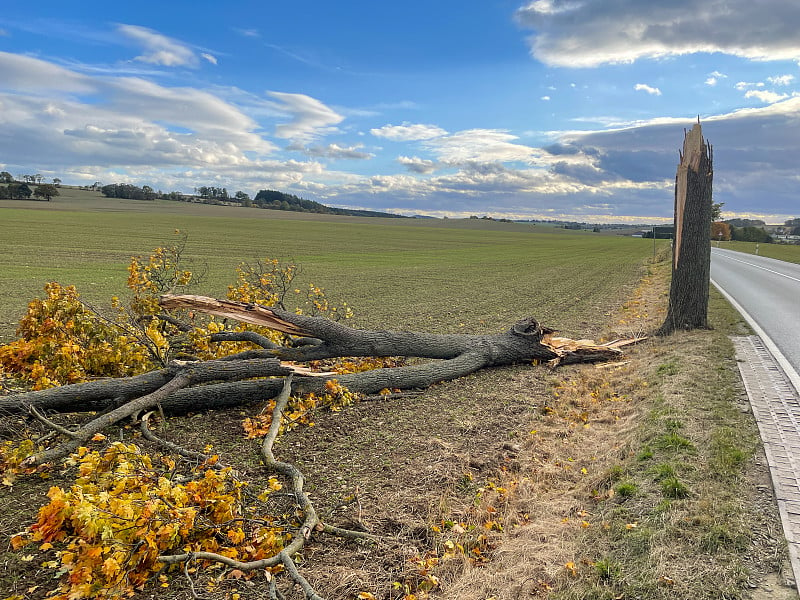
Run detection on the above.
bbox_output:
[1,0,799,224]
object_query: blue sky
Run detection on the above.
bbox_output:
[1,0,799,223]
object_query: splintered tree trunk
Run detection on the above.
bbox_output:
[1,295,644,421]
[657,122,713,335]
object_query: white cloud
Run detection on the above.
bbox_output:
[370,122,448,141]
[0,51,94,93]
[118,24,198,67]
[768,74,795,86]
[424,129,541,164]
[397,155,439,174]
[0,51,281,181]
[268,91,344,143]
[299,143,374,160]
[744,89,789,103]
[735,81,765,90]
[541,95,551,101]
[201,53,218,65]
[516,0,800,67]
[705,71,727,86]
[634,83,662,96]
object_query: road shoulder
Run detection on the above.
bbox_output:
[734,335,800,596]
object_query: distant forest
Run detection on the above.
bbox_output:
[251,189,406,218]
[95,182,405,218]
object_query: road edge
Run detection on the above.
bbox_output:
[712,278,800,397]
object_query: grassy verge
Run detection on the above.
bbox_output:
[440,254,794,599]
[717,240,800,264]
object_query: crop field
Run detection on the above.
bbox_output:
[0,195,662,342]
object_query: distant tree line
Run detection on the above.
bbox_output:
[4,171,399,218]
[0,170,61,201]
[252,189,405,218]
[101,183,158,201]
[0,183,32,199]
[729,226,773,243]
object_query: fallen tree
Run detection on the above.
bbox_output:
[2,292,643,599]
[3,294,640,428]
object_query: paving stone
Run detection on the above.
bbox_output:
[733,336,800,596]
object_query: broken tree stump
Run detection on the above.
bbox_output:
[657,121,714,335]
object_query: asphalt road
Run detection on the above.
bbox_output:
[710,247,800,391]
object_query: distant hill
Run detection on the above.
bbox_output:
[253,189,406,218]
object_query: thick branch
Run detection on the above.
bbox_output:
[210,330,280,349]
[0,368,176,414]
[161,294,636,367]
[24,358,290,465]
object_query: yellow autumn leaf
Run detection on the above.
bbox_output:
[102,557,121,579]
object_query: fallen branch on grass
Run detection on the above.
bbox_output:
[3,294,643,428]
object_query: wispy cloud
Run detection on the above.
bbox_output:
[767,74,795,86]
[201,53,217,65]
[705,70,727,86]
[233,27,259,38]
[297,143,374,160]
[268,92,344,143]
[634,83,662,96]
[735,81,764,90]
[423,129,540,164]
[370,122,447,141]
[118,24,198,67]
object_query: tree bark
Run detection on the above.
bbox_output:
[2,295,641,421]
[658,121,713,335]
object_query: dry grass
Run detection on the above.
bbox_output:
[439,256,795,600]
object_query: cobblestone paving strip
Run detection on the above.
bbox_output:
[733,335,800,594]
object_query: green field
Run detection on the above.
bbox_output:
[0,194,662,343]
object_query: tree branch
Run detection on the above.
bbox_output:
[157,377,324,597]
[23,358,291,465]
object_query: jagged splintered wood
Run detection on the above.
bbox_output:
[658,121,714,335]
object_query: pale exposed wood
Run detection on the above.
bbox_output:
[674,122,706,269]
[161,293,309,336]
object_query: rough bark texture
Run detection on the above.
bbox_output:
[2,295,641,424]
[658,122,713,335]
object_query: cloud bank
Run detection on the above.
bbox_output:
[516,0,800,66]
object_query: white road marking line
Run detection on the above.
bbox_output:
[712,278,800,397]
[712,250,800,283]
